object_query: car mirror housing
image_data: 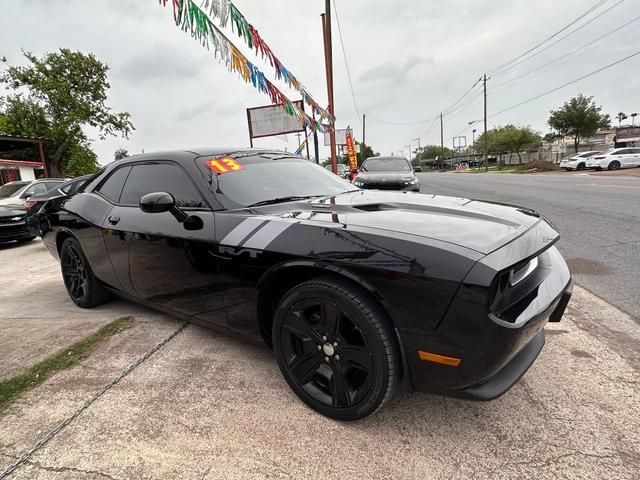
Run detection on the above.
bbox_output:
[139,192,175,214]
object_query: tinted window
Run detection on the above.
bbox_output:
[614,149,630,155]
[199,155,356,208]
[42,181,63,191]
[120,163,205,208]
[361,157,411,172]
[97,166,131,203]
[0,182,29,198]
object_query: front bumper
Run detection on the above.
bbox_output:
[399,220,572,399]
[0,221,32,243]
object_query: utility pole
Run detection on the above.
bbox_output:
[312,111,320,164]
[361,113,366,164]
[483,73,488,172]
[296,132,302,152]
[440,112,444,169]
[412,137,421,164]
[321,4,337,174]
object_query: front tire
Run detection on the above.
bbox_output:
[577,163,586,171]
[60,237,111,308]
[273,277,398,421]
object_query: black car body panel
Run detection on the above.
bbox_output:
[40,149,572,400]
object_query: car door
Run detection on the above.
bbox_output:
[616,149,633,167]
[631,148,640,166]
[106,161,229,326]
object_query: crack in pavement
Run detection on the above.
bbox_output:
[0,322,188,480]
[25,459,119,480]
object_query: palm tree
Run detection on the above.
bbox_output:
[617,112,628,127]
[631,113,638,126]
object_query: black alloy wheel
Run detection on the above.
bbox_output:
[577,163,586,171]
[608,160,621,170]
[273,277,398,421]
[60,237,111,308]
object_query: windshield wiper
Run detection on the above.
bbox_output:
[247,195,322,207]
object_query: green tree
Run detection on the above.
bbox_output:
[63,142,100,176]
[548,94,610,154]
[473,125,541,165]
[1,49,133,177]
[616,112,627,126]
[114,148,129,161]
[416,145,453,161]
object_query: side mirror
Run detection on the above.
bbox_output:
[139,191,202,230]
[140,192,175,213]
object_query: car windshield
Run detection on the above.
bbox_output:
[361,157,410,172]
[0,182,29,198]
[200,154,357,208]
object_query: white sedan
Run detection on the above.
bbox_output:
[559,151,601,171]
[586,148,640,170]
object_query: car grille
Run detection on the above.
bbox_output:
[0,223,28,239]
[363,182,404,190]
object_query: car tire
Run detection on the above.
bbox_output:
[273,276,398,421]
[608,161,621,170]
[60,237,111,308]
[577,163,585,171]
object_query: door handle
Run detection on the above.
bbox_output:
[108,215,120,225]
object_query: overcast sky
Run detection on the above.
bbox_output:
[2,0,639,163]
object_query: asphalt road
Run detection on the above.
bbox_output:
[418,171,640,321]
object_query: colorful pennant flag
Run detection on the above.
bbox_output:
[157,0,327,133]
[200,0,333,123]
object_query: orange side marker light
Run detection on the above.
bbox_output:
[418,351,461,367]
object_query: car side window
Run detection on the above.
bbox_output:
[96,166,132,203]
[42,182,61,191]
[119,163,206,209]
[614,149,629,155]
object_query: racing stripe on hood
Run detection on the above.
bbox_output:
[220,217,267,246]
[242,219,297,250]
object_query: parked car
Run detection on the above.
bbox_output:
[25,175,92,237]
[586,148,640,170]
[559,151,602,171]
[40,148,572,420]
[0,205,33,244]
[352,156,420,191]
[0,178,65,207]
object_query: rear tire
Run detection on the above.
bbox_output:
[577,163,585,171]
[273,277,398,421]
[60,237,111,308]
[608,161,621,170]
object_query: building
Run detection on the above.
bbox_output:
[0,133,48,186]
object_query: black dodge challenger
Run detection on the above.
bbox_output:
[40,149,572,420]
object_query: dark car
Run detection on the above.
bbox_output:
[26,175,92,237]
[40,148,572,420]
[0,205,33,244]
[352,156,420,191]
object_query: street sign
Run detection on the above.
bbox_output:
[324,129,347,146]
[246,101,305,140]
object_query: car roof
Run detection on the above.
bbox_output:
[363,156,409,161]
[123,148,293,163]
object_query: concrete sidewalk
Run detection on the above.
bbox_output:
[1,241,639,479]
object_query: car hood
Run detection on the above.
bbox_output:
[356,172,416,182]
[256,190,542,255]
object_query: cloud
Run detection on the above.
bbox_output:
[119,45,207,84]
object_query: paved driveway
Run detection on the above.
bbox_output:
[1,239,639,479]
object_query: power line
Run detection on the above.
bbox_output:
[492,0,626,77]
[490,49,640,118]
[491,15,640,90]
[442,77,483,115]
[488,0,610,76]
[332,0,362,128]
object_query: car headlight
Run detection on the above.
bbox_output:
[404,179,418,185]
[353,181,364,187]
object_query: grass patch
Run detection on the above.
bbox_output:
[0,316,134,412]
